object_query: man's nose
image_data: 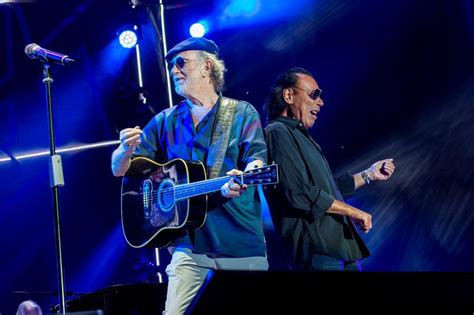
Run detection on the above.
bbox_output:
[317,97,324,106]
[169,64,178,74]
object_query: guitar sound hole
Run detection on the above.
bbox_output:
[157,179,175,212]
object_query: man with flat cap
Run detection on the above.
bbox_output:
[111,37,268,314]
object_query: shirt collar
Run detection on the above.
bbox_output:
[172,100,188,116]
[271,116,308,132]
[171,95,221,117]
[271,116,320,150]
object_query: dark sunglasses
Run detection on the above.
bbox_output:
[168,56,197,70]
[292,86,323,100]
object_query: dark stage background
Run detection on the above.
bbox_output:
[1,0,473,313]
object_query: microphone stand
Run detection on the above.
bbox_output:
[42,62,67,315]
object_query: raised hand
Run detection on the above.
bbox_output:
[367,158,395,181]
[119,126,142,152]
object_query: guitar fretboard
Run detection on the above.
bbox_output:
[174,176,233,200]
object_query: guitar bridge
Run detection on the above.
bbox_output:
[142,179,152,219]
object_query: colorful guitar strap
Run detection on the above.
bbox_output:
[207,96,238,179]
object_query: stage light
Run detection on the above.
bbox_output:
[189,22,206,38]
[118,26,139,48]
[225,0,260,17]
[0,140,120,163]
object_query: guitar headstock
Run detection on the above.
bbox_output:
[242,164,279,186]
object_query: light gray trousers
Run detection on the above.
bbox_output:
[162,247,268,315]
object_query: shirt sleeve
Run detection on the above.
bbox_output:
[335,172,355,198]
[133,111,167,162]
[238,102,267,167]
[265,125,335,220]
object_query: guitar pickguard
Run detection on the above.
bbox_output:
[144,165,178,228]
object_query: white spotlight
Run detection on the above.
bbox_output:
[119,29,138,48]
[189,23,206,38]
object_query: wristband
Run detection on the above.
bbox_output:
[361,170,371,184]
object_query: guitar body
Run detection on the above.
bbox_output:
[121,157,207,248]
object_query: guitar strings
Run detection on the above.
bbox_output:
[143,175,230,204]
[143,172,249,198]
[142,171,273,203]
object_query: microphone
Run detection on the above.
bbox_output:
[24,43,75,65]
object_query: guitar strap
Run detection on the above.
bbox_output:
[187,96,238,246]
[206,96,238,179]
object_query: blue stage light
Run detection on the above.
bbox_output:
[119,28,138,48]
[225,0,259,17]
[189,22,206,38]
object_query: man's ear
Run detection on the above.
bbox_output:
[203,59,213,75]
[282,87,294,104]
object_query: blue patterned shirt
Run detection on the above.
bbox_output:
[134,97,267,257]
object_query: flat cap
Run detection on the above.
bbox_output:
[165,37,219,62]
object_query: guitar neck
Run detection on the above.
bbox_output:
[175,176,234,200]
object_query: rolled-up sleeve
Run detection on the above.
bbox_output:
[265,125,334,219]
[133,111,167,163]
[335,172,355,198]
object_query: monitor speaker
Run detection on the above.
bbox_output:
[186,270,474,315]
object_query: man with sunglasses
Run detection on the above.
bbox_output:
[263,67,395,271]
[111,37,268,314]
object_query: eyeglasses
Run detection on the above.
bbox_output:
[292,86,323,100]
[168,56,198,70]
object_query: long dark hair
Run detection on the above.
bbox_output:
[264,67,313,121]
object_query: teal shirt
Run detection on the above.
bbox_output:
[134,97,267,258]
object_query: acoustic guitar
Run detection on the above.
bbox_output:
[121,157,279,248]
